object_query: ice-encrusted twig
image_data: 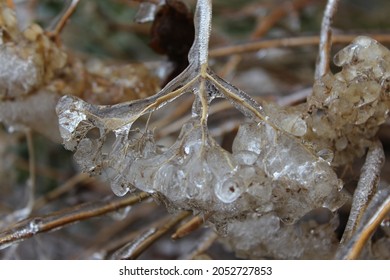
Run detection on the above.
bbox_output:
[111,211,191,259]
[25,129,36,211]
[190,0,212,68]
[182,230,218,260]
[315,0,339,79]
[0,129,36,231]
[0,192,150,250]
[56,0,343,225]
[32,173,91,211]
[341,140,385,243]
[336,187,390,259]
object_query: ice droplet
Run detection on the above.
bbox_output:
[215,176,243,203]
[111,174,130,197]
[234,150,259,165]
[280,116,307,137]
[28,218,42,234]
[189,160,213,189]
[110,206,132,221]
[316,149,334,163]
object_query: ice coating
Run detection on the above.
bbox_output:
[223,212,340,259]
[0,4,66,99]
[188,0,212,66]
[56,0,346,226]
[306,36,390,165]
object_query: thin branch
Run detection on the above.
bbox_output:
[341,140,385,243]
[32,173,91,211]
[182,230,218,260]
[251,0,311,40]
[0,192,150,250]
[315,0,339,79]
[25,129,36,212]
[336,187,390,259]
[111,211,191,259]
[209,34,390,58]
[78,202,157,259]
[171,213,211,240]
[46,0,81,43]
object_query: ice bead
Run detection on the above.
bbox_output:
[215,176,244,203]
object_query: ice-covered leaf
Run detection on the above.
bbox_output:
[56,0,344,226]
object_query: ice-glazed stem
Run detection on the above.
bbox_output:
[315,0,339,79]
[113,211,191,259]
[341,140,385,243]
[0,192,150,250]
[189,0,212,67]
[336,187,390,259]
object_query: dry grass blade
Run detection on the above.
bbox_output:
[171,213,210,240]
[182,230,218,260]
[315,0,339,79]
[78,202,157,259]
[336,187,390,259]
[341,140,385,243]
[111,211,191,260]
[0,192,150,250]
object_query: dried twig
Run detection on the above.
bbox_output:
[111,211,191,259]
[0,192,150,250]
[336,187,390,259]
[251,0,311,40]
[341,140,385,243]
[32,173,91,211]
[25,129,36,212]
[315,0,339,79]
[46,0,81,43]
[78,202,157,259]
[172,213,211,240]
[182,230,218,260]
[210,34,390,58]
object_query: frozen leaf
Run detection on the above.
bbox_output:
[56,0,345,227]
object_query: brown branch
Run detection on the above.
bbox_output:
[0,192,150,250]
[336,187,390,259]
[182,230,218,260]
[341,140,385,243]
[315,0,339,79]
[32,173,91,211]
[172,213,211,240]
[209,34,390,57]
[46,0,81,44]
[251,0,312,40]
[111,211,191,259]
